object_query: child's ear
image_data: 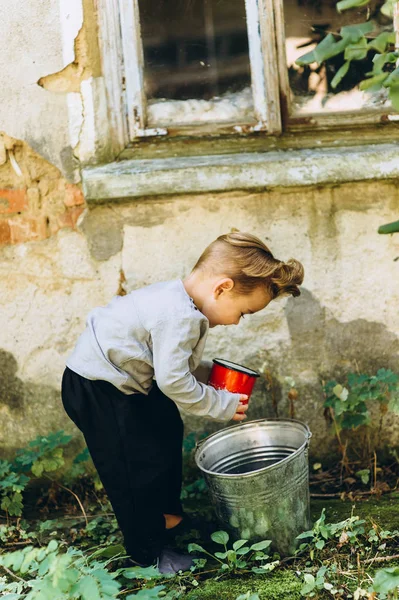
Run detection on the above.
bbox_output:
[214,278,234,297]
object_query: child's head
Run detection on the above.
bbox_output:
[186,232,304,327]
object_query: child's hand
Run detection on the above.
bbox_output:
[231,397,249,421]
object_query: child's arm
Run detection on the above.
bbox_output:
[149,317,243,422]
[191,360,213,384]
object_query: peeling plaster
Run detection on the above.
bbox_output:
[37,0,105,167]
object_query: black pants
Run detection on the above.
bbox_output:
[61,367,184,565]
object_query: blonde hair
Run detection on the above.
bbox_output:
[193,232,304,298]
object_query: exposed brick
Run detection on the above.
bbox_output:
[0,219,11,245]
[64,184,85,208]
[58,206,85,230]
[0,188,28,214]
[8,216,48,244]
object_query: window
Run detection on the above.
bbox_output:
[117,0,281,138]
[277,0,399,127]
[97,0,399,147]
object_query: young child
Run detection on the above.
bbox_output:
[62,232,304,573]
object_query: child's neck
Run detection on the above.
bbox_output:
[183,271,210,313]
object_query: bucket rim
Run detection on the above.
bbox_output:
[195,418,311,478]
[212,358,260,378]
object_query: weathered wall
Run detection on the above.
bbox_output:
[1,0,398,460]
[1,158,398,456]
[0,0,106,182]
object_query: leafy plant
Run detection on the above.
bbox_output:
[295,0,399,109]
[188,530,278,574]
[324,369,399,432]
[372,566,399,597]
[300,566,337,597]
[0,540,121,599]
[0,431,81,518]
[296,509,369,557]
[13,431,72,477]
[0,460,29,516]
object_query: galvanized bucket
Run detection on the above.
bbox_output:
[195,418,311,556]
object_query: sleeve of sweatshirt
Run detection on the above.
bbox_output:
[150,316,241,421]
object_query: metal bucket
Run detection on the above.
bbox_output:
[195,418,311,556]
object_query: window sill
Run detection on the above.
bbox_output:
[81,142,399,203]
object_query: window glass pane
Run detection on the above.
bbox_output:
[284,0,392,115]
[138,0,254,124]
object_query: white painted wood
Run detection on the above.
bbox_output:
[118,0,147,138]
[95,0,128,154]
[245,0,268,126]
[257,0,282,133]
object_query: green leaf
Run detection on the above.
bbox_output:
[331,61,351,89]
[381,0,396,17]
[233,539,248,551]
[214,551,228,559]
[301,573,316,595]
[236,547,250,555]
[373,566,399,594]
[1,492,23,517]
[360,73,389,90]
[344,37,368,61]
[126,585,166,599]
[356,469,370,485]
[211,531,229,545]
[122,565,163,580]
[296,530,314,540]
[90,544,125,559]
[296,34,349,66]
[337,0,370,11]
[47,539,58,553]
[341,412,369,429]
[340,21,374,42]
[77,575,102,600]
[250,540,272,551]
[188,543,206,554]
[368,31,395,53]
[0,460,11,478]
[315,539,325,550]
[383,66,399,88]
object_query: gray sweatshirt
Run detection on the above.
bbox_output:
[66,279,241,421]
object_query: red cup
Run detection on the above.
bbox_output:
[208,359,260,404]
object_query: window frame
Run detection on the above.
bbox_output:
[95,0,399,160]
[109,0,282,140]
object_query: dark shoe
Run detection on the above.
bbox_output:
[158,548,194,574]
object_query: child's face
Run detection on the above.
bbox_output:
[202,281,272,328]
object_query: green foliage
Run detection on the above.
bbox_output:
[296,509,399,598]
[0,431,74,517]
[235,593,261,600]
[0,461,29,517]
[0,540,121,600]
[296,509,370,558]
[372,566,399,596]
[14,431,72,475]
[188,530,277,574]
[324,369,399,431]
[295,0,399,109]
[300,566,337,597]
